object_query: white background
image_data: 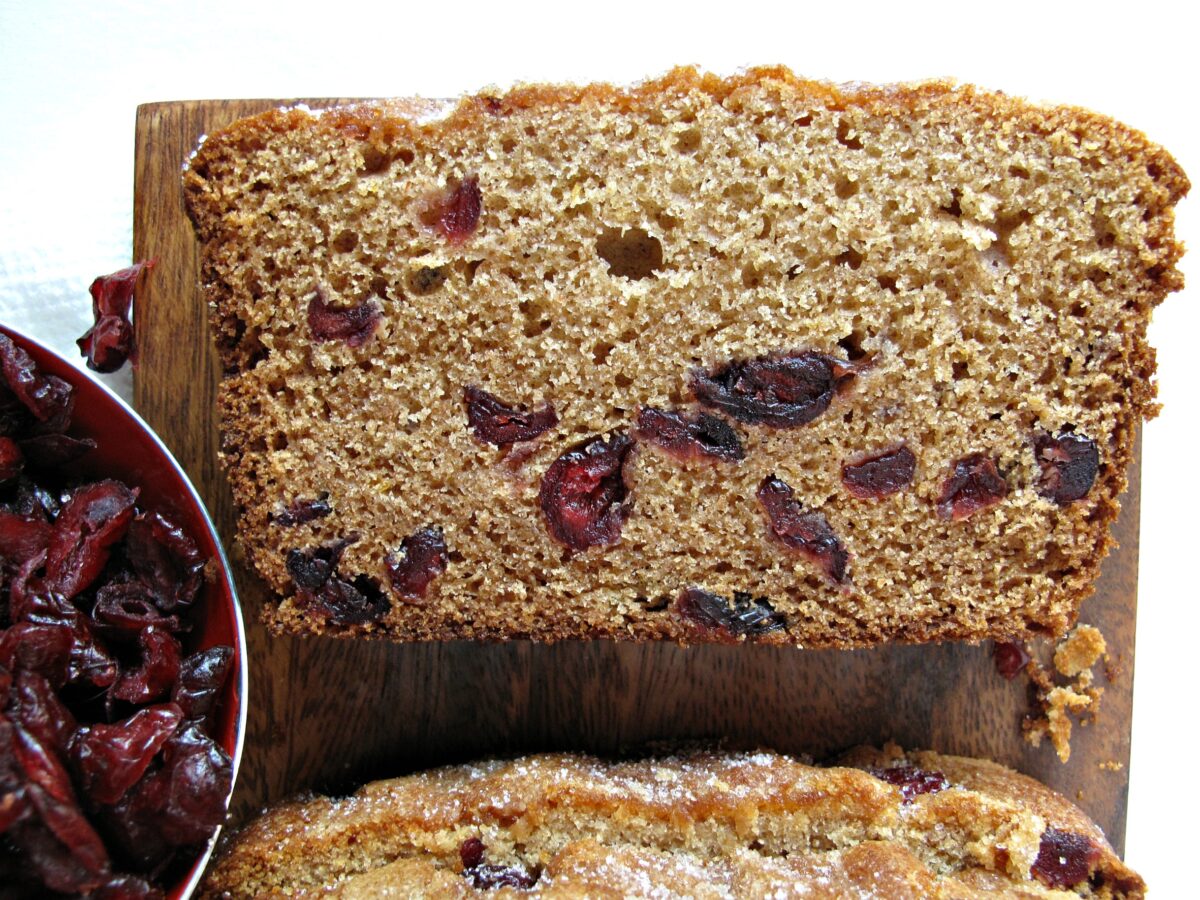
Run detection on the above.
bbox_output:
[1,0,1195,891]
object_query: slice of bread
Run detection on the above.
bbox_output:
[183,67,1187,646]
[198,746,1143,898]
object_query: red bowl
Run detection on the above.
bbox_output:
[0,324,247,899]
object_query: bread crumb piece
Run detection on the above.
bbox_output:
[1023,625,1109,762]
[1099,760,1124,772]
[1054,624,1106,678]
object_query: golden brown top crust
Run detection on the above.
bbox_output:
[192,66,1188,202]
[200,747,1142,899]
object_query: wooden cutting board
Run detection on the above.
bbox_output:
[132,99,1140,852]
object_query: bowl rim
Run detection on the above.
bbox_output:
[0,323,248,899]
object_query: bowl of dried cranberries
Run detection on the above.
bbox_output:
[0,324,246,899]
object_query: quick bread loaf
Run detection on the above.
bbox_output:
[199,746,1143,898]
[183,67,1187,646]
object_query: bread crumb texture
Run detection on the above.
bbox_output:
[183,66,1188,646]
[199,746,1144,898]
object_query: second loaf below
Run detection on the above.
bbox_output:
[199,746,1143,898]
[183,67,1187,646]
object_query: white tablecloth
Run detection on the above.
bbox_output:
[1,0,1195,890]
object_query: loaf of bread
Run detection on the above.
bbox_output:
[199,746,1142,898]
[183,67,1187,646]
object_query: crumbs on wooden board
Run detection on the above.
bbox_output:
[1016,625,1109,763]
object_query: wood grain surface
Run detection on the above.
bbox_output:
[132,99,1140,853]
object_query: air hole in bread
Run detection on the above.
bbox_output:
[369,275,390,299]
[592,342,615,366]
[358,146,389,176]
[942,188,963,218]
[836,248,864,270]
[838,330,868,362]
[330,230,358,253]
[835,118,863,150]
[596,227,664,280]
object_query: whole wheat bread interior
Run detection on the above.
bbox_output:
[183,67,1188,646]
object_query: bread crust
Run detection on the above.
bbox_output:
[199,746,1144,898]
[184,67,1187,647]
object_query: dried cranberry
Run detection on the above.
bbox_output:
[0,623,72,687]
[271,492,333,527]
[43,480,138,600]
[139,722,232,846]
[7,477,61,518]
[464,385,558,446]
[11,721,112,887]
[1031,829,1102,888]
[6,548,45,617]
[105,720,231,868]
[0,435,23,481]
[0,729,30,835]
[0,333,75,428]
[539,433,635,551]
[993,640,1031,679]
[10,670,76,757]
[306,290,382,347]
[0,383,33,437]
[435,174,483,244]
[459,837,538,890]
[16,432,97,467]
[77,261,153,374]
[8,807,111,894]
[11,719,76,807]
[386,526,449,602]
[675,587,786,640]
[285,538,352,590]
[88,263,146,321]
[756,476,849,583]
[868,765,950,802]
[125,510,205,613]
[1,712,30,825]
[634,407,744,463]
[460,836,486,869]
[467,863,539,890]
[109,628,181,705]
[18,593,118,689]
[312,574,390,626]
[1033,432,1099,504]
[92,583,183,637]
[0,509,52,566]
[78,315,135,374]
[689,351,854,428]
[171,646,234,721]
[287,539,390,625]
[102,783,171,870]
[842,445,916,499]
[936,453,1008,520]
[73,704,183,805]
